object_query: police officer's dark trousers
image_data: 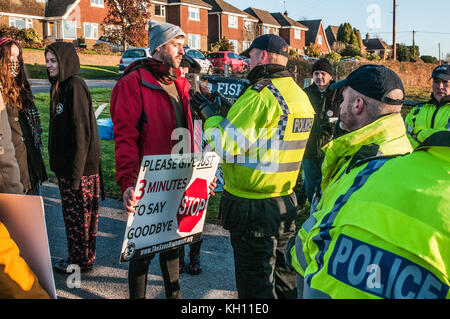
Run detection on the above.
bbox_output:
[220,190,298,299]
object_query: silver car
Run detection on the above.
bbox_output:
[184,48,213,74]
[118,48,152,75]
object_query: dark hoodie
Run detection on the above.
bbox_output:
[45,42,101,190]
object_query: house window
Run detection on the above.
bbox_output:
[317,35,322,45]
[188,34,201,50]
[188,7,200,21]
[9,17,33,29]
[244,21,252,31]
[84,23,98,39]
[228,15,238,28]
[63,20,76,39]
[91,0,104,7]
[229,40,238,53]
[243,41,251,51]
[155,4,165,17]
[294,29,301,39]
[263,26,270,34]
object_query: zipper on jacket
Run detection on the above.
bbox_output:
[430,105,440,128]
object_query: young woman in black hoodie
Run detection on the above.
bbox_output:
[45,42,102,273]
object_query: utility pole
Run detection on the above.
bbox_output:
[412,30,415,57]
[439,43,441,65]
[392,0,397,60]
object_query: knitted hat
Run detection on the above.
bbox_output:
[312,58,333,76]
[148,21,185,54]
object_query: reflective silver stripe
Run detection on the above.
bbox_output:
[295,233,308,271]
[232,155,302,173]
[446,118,450,130]
[302,215,318,233]
[256,137,308,151]
[405,122,414,134]
[303,275,332,299]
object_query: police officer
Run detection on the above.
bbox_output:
[405,64,450,149]
[288,65,417,298]
[190,34,315,298]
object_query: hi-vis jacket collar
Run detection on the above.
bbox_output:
[320,113,413,190]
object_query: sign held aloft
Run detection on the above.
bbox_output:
[120,152,219,262]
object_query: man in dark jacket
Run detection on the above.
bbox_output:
[111,21,192,299]
[301,58,342,204]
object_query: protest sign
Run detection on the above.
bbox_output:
[0,194,57,299]
[120,152,219,262]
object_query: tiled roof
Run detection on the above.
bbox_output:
[45,0,76,17]
[325,25,339,46]
[244,7,280,26]
[271,12,308,30]
[363,38,391,51]
[298,19,322,45]
[203,0,246,15]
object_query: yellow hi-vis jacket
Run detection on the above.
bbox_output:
[289,119,450,299]
[404,96,450,149]
[0,222,50,299]
[204,75,315,199]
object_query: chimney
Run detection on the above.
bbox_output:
[366,33,370,40]
[284,10,288,16]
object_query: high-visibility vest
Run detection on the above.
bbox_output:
[291,131,450,299]
[204,76,315,199]
[404,99,450,149]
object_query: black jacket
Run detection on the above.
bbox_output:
[47,42,101,190]
[303,82,342,160]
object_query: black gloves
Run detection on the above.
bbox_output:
[189,88,232,122]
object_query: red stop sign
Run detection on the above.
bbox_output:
[177,178,209,233]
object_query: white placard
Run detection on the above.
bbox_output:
[0,194,56,299]
[120,152,219,262]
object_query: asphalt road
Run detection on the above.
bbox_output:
[41,182,238,299]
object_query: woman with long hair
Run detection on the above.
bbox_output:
[0,37,47,195]
[45,42,102,273]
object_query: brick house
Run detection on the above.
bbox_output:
[204,0,254,53]
[298,19,330,55]
[149,0,212,52]
[363,33,391,59]
[44,0,109,48]
[0,0,46,38]
[244,7,280,38]
[271,11,308,53]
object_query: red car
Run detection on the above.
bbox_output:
[206,51,248,73]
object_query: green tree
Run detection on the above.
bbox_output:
[337,23,353,44]
[210,37,233,51]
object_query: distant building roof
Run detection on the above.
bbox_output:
[271,12,308,30]
[325,25,339,47]
[204,0,247,16]
[363,38,391,51]
[45,0,76,17]
[244,7,280,27]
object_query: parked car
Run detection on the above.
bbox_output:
[206,51,248,73]
[96,36,124,53]
[184,48,213,74]
[118,48,152,75]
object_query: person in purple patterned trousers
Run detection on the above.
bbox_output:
[45,42,102,273]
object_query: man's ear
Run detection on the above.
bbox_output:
[353,97,365,115]
[261,50,269,64]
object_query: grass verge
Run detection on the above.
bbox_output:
[26,64,119,79]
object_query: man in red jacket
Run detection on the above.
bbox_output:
[110,21,193,299]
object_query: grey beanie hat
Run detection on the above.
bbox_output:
[148,21,186,54]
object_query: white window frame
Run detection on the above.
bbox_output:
[263,26,270,34]
[154,4,166,17]
[294,28,301,40]
[244,21,252,31]
[188,7,200,21]
[188,34,201,50]
[243,41,251,51]
[84,22,98,39]
[228,15,238,29]
[62,20,77,40]
[9,17,33,29]
[317,35,322,45]
[91,0,104,8]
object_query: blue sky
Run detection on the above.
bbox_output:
[225,0,450,59]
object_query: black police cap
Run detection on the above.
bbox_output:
[330,64,405,105]
[240,34,289,58]
[431,64,450,81]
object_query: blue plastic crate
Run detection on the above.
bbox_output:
[97,118,113,140]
